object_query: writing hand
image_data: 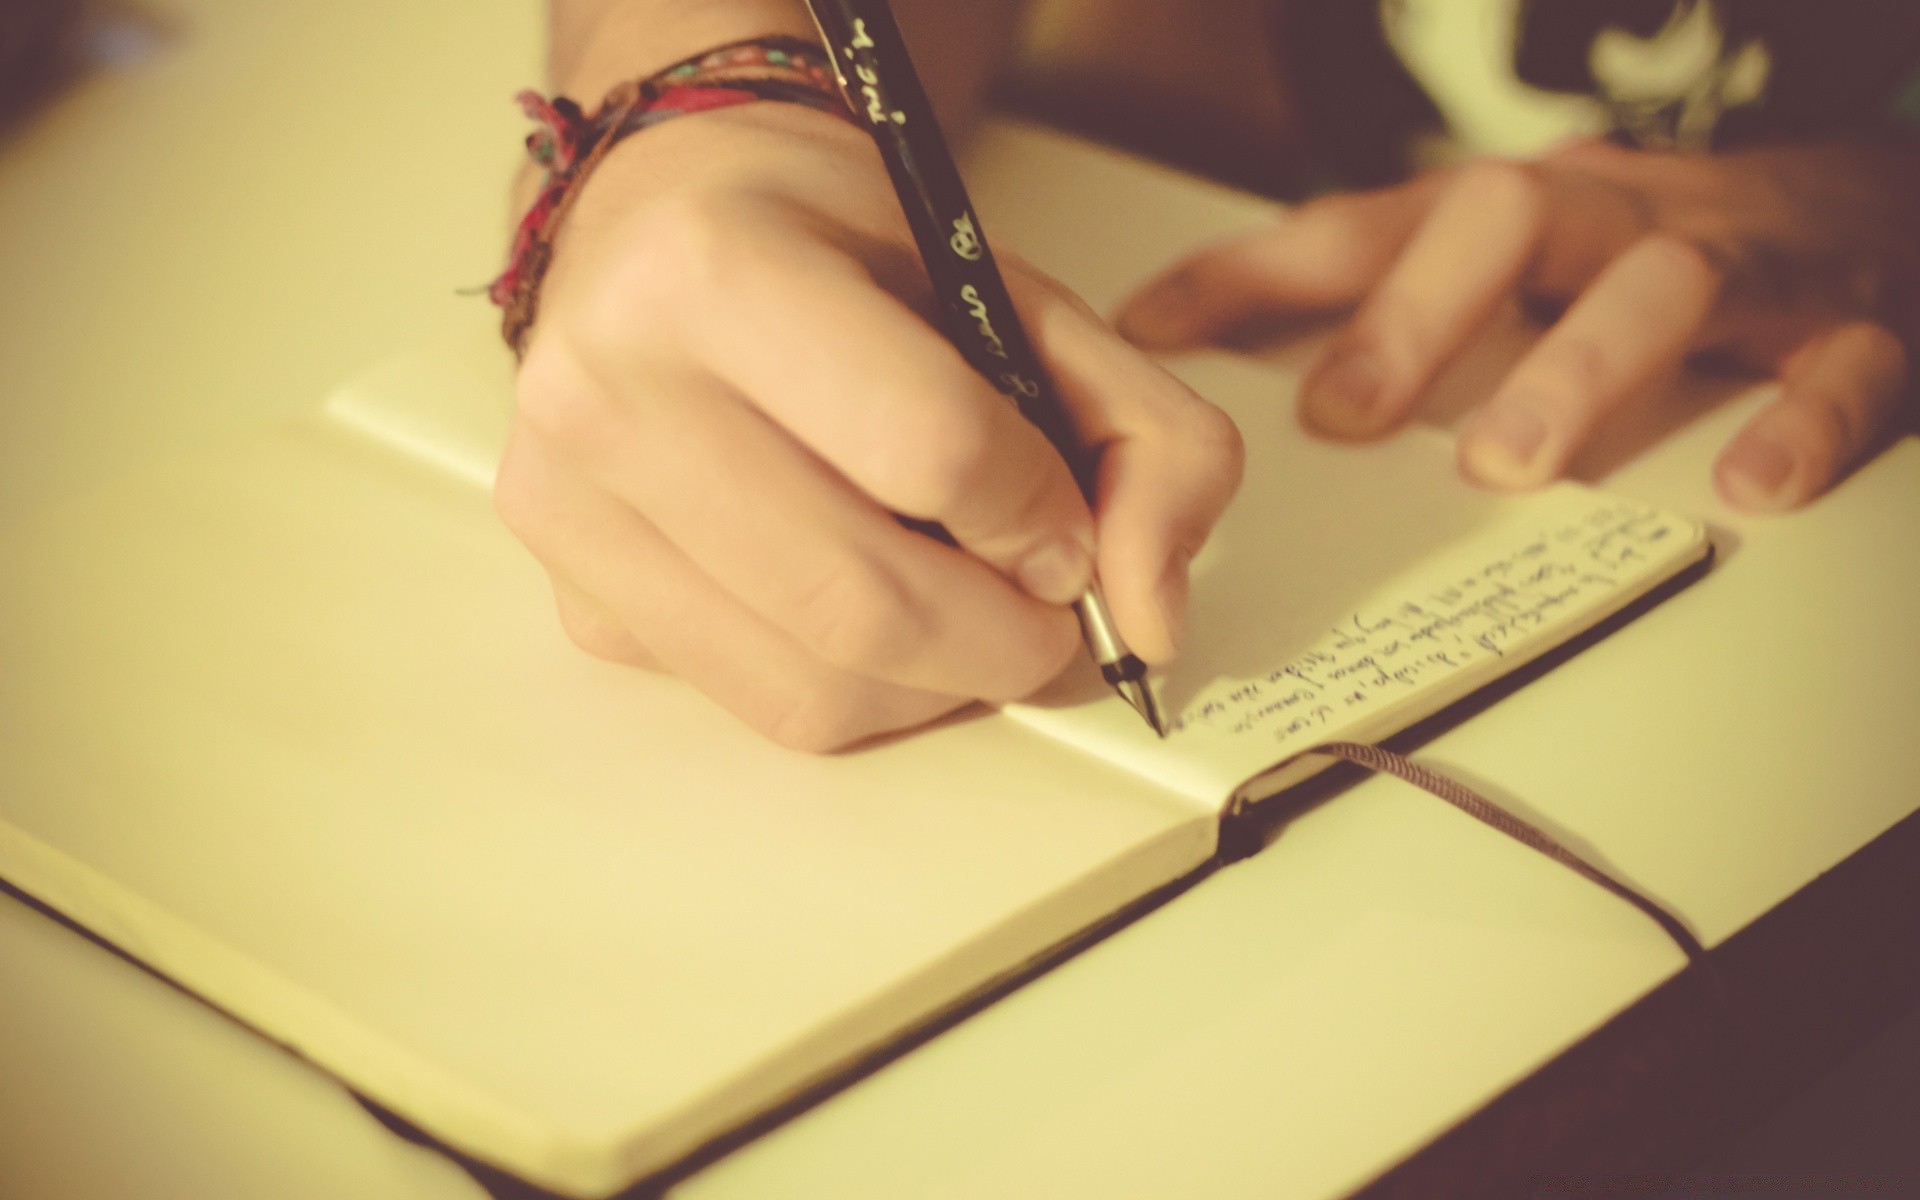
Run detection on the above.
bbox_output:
[493,104,1241,750]
[1117,140,1917,511]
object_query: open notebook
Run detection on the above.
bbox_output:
[0,323,1709,1198]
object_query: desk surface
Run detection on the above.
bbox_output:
[3,3,1918,1199]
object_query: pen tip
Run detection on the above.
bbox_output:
[1116,677,1168,738]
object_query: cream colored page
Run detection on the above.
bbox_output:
[0,414,1215,1197]
[320,320,512,489]
[1005,356,1707,805]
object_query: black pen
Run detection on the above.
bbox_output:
[802,0,1168,737]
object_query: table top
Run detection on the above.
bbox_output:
[3,3,1916,1198]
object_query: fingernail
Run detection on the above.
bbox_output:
[1154,552,1192,656]
[1715,432,1796,509]
[1462,406,1550,487]
[1303,354,1384,436]
[1015,533,1093,606]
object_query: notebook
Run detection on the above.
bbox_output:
[0,318,1709,1197]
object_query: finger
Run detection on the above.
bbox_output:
[1113,176,1443,351]
[1522,156,1664,301]
[494,425,964,752]
[662,198,1099,605]
[1459,234,1723,489]
[549,577,660,670]
[1011,269,1246,662]
[1714,322,1909,512]
[517,339,1082,703]
[1301,161,1546,438]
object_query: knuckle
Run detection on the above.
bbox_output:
[1166,393,1246,477]
[1633,232,1726,289]
[1290,188,1366,225]
[1543,333,1613,401]
[755,683,874,754]
[1847,321,1908,381]
[490,446,545,545]
[1014,260,1101,323]
[514,346,613,454]
[1457,158,1548,214]
[546,191,742,362]
[1190,402,1248,486]
[629,189,739,284]
[985,622,1082,703]
[890,402,999,518]
[1351,292,1434,363]
[554,599,641,665]
[600,189,761,329]
[790,555,927,674]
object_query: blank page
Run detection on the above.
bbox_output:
[0,413,1213,1197]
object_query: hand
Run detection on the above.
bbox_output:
[493,103,1242,751]
[1117,139,1919,511]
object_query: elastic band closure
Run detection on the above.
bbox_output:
[1310,740,1706,962]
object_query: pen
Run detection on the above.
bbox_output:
[802,0,1168,737]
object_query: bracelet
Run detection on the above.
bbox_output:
[487,36,858,357]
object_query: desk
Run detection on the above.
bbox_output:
[3,3,1917,1198]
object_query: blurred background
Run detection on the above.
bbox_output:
[0,0,81,128]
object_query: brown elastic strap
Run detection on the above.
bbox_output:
[1310,741,1707,963]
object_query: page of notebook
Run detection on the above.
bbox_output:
[0,416,1217,1197]
[1005,356,1709,806]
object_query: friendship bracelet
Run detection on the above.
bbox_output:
[487,35,858,357]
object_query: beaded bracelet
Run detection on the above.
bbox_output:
[487,36,858,357]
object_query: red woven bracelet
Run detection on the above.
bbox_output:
[487,36,858,357]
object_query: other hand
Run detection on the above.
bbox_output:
[1118,139,1918,511]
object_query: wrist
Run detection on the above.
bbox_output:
[494,32,864,355]
[566,94,873,214]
